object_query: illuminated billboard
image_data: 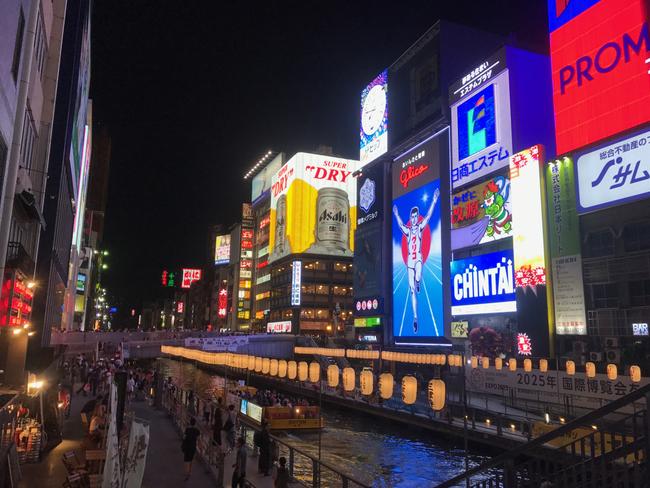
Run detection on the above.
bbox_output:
[214,234,231,265]
[451,172,511,250]
[451,249,517,316]
[392,133,445,344]
[548,0,650,154]
[181,269,202,289]
[360,70,388,167]
[267,321,292,333]
[251,153,284,203]
[217,288,228,319]
[269,153,360,263]
[450,51,512,189]
[575,126,650,213]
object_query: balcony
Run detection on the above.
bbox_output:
[583,250,650,283]
[587,307,650,336]
[6,241,35,275]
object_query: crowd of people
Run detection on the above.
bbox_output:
[239,388,313,409]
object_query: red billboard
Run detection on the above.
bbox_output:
[549,0,650,154]
[181,268,202,289]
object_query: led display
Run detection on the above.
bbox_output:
[360,70,388,166]
[214,234,231,265]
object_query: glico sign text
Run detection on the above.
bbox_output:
[549,0,650,155]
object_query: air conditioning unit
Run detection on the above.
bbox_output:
[605,337,619,348]
[605,349,621,364]
[589,352,603,362]
[574,342,588,353]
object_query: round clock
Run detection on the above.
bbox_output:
[362,84,386,136]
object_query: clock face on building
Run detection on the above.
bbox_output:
[361,84,387,136]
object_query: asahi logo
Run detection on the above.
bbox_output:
[318,208,348,224]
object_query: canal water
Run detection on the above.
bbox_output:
[157,358,492,487]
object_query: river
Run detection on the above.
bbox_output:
[156,358,492,487]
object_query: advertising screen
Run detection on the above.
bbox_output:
[392,133,446,344]
[353,224,382,315]
[360,70,388,167]
[451,69,512,189]
[267,321,292,333]
[181,269,202,289]
[548,0,650,154]
[451,171,512,250]
[357,163,383,228]
[251,153,283,203]
[451,249,517,316]
[575,126,650,213]
[76,273,87,293]
[214,234,231,265]
[269,153,360,263]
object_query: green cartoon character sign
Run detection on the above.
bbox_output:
[482,176,511,238]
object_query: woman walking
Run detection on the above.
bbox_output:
[181,417,200,481]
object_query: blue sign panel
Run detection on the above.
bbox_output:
[457,84,497,161]
[547,0,600,33]
[451,249,516,316]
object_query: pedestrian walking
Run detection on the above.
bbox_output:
[231,436,247,488]
[273,456,290,488]
[258,421,271,476]
[181,417,201,481]
[223,404,236,450]
[212,399,223,447]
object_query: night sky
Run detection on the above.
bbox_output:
[90,0,548,313]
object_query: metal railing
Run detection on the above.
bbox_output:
[435,382,650,488]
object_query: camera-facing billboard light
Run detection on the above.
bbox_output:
[360,70,388,167]
[269,153,360,263]
[214,234,231,266]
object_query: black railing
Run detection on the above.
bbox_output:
[436,383,650,488]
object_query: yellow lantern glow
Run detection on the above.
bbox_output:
[287,361,297,380]
[309,362,320,383]
[360,370,373,395]
[495,358,503,370]
[298,361,309,382]
[509,359,517,372]
[402,376,417,405]
[278,360,287,378]
[566,360,575,375]
[585,361,596,378]
[428,379,446,411]
[255,357,263,373]
[524,359,532,372]
[439,354,447,366]
[270,359,279,376]
[379,373,393,399]
[539,359,548,373]
[327,364,339,387]
[630,365,641,383]
[343,367,355,392]
[481,357,489,369]
[262,358,271,374]
[607,363,617,381]
[471,356,478,369]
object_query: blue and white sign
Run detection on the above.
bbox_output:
[360,70,388,167]
[357,163,383,227]
[291,260,302,306]
[576,127,650,214]
[451,70,512,189]
[451,249,517,316]
[359,178,375,213]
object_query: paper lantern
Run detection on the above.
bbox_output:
[255,357,263,373]
[539,359,548,373]
[327,364,339,387]
[262,358,271,374]
[524,359,532,372]
[298,361,309,382]
[566,360,575,375]
[360,370,374,395]
[379,373,393,399]
[309,362,320,383]
[270,359,279,376]
[278,360,287,378]
[586,361,596,378]
[471,356,478,369]
[509,359,517,372]
[428,379,446,411]
[343,367,355,392]
[287,361,297,380]
[402,376,417,405]
[495,358,503,370]
[607,363,617,381]
[481,357,489,369]
[439,355,447,366]
[630,365,641,383]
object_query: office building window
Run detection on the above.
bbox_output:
[585,230,614,258]
[623,222,650,253]
[34,8,48,79]
[629,279,650,307]
[20,108,36,173]
[11,9,25,82]
[589,283,619,309]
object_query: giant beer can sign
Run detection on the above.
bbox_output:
[269,153,360,262]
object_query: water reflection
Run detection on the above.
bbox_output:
[157,358,490,487]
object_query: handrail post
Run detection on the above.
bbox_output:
[312,458,319,488]
[289,447,294,478]
[503,458,516,488]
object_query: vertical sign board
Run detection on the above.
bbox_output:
[509,145,550,357]
[450,49,513,189]
[546,157,587,335]
[217,288,228,319]
[548,0,650,155]
[291,260,302,306]
[392,131,448,345]
[354,163,384,316]
[360,70,388,167]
